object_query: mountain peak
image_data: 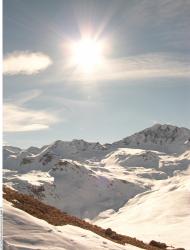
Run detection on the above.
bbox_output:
[143,124,190,139]
[149,123,189,132]
[114,124,190,154]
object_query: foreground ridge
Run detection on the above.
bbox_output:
[4,186,165,250]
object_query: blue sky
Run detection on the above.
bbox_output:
[3,0,190,148]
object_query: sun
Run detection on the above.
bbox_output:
[70,37,105,73]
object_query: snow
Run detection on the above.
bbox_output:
[4,159,146,218]
[102,148,161,169]
[3,124,190,249]
[26,146,41,155]
[95,169,190,249]
[113,124,190,154]
[3,146,21,154]
[3,200,142,250]
[40,139,109,162]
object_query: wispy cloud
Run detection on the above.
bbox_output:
[3,103,58,132]
[56,53,190,83]
[3,51,52,75]
[101,53,190,81]
[6,89,42,105]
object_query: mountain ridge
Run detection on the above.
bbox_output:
[3,123,190,249]
[4,124,190,155]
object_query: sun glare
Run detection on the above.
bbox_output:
[71,37,105,73]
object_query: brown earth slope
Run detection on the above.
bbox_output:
[3,186,178,250]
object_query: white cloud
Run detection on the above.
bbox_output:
[3,103,58,132]
[3,51,52,75]
[59,53,190,83]
[101,53,190,81]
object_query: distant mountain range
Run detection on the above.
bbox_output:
[3,124,190,249]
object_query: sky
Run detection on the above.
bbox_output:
[3,0,190,148]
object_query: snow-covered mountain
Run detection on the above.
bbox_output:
[113,124,190,154]
[3,124,190,249]
[95,168,190,249]
[4,124,190,171]
[4,200,141,250]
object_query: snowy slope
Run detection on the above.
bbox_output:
[26,146,41,155]
[3,159,147,218]
[95,168,190,249]
[4,200,142,250]
[102,148,190,177]
[3,146,21,154]
[40,139,109,162]
[3,125,190,219]
[3,124,190,171]
[113,124,190,154]
[3,124,190,248]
